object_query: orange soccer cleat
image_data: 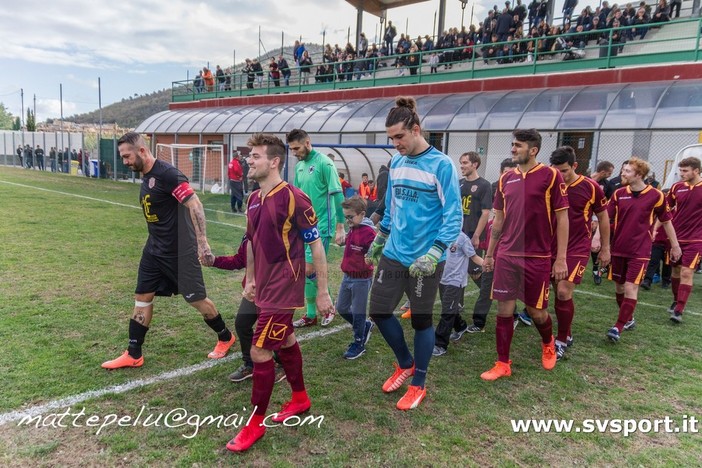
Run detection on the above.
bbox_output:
[208,334,237,359]
[101,351,144,370]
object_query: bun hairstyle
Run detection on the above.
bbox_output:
[385,96,421,130]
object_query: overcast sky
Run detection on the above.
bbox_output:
[0,0,565,122]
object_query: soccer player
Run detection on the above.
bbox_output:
[481,129,569,381]
[366,96,462,410]
[287,129,345,328]
[666,156,702,323]
[226,133,333,452]
[549,146,610,360]
[102,132,235,370]
[605,157,681,342]
[458,151,494,334]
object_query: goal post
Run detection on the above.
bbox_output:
[155,143,225,193]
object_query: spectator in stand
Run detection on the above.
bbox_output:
[632,7,651,39]
[384,20,397,54]
[669,0,681,18]
[299,51,313,85]
[496,7,513,42]
[562,0,579,26]
[358,32,368,58]
[407,45,421,75]
[243,59,255,89]
[293,40,306,66]
[278,54,291,86]
[429,52,439,73]
[228,152,244,213]
[422,34,434,51]
[252,59,264,88]
[194,71,204,93]
[650,0,671,24]
[224,67,232,91]
[35,145,45,171]
[483,33,500,64]
[216,65,225,91]
[269,58,281,87]
[528,0,539,28]
[202,67,215,92]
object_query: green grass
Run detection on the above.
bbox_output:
[1,166,701,466]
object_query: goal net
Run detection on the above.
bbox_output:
[155,143,225,193]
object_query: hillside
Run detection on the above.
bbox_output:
[65,42,327,129]
[67,88,171,129]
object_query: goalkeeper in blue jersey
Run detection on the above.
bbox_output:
[366,96,462,410]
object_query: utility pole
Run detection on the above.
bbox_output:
[20,88,24,128]
[33,94,36,124]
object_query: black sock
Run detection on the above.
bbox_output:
[204,314,232,342]
[128,319,149,359]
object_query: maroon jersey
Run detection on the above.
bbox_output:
[608,185,672,259]
[552,175,607,258]
[667,180,702,243]
[246,181,320,309]
[494,163,569,257]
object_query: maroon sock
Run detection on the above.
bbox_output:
[251,359,275,416]
[555,298,574,344]
[495,316,514,363]
[672,277,680,301]
[277,341,306,393]
[615,298,637,331]
[534,313,553,344]
[616,292,624,308]
[675,284,692,313]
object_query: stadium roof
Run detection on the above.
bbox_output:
[344,0,432,17]
[136,80,702,135]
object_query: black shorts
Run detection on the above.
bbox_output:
[135,249,207,303]
[369,255,444,331]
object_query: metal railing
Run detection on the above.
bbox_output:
[172,17,702,102]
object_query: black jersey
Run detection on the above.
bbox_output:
[460,176,492,237]
[140,159,196,257]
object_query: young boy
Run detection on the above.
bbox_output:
[337,196,376,359]
[433,231,484,356]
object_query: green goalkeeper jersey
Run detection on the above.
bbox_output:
[293,149,344,238]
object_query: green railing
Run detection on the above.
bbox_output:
[172,17,702,103]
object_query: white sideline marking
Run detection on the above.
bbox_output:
[0,180,243,229]
[0,324,350,426]
[574,289,700,316]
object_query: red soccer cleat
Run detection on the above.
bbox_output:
[226,423,266,452]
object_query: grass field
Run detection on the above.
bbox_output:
[1,165,701,467]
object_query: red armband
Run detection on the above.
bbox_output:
[172,182,195,203]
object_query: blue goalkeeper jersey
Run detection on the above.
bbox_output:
[379,145,462,267]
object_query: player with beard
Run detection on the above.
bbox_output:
[287,129,345,328]
[549,147,610,359]
[588,160,615,285]
[481,129,569,380]
[102,132,235,369]
[226,133,333,452]
[605,157,681,342]
[665,157,702,323]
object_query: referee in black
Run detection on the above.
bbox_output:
[102,132,235,369]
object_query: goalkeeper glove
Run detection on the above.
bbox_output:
[409,245,443,277]
[365,232,388,265]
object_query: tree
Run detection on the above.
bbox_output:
[0,102,14,130]
[13,117,20,130]
[26,108,36,131]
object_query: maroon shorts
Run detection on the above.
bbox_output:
[560,256,588,285]
[608,256,648,285]
[253,308,294,351]
[492,255,551,310]
[671,242,702,269]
